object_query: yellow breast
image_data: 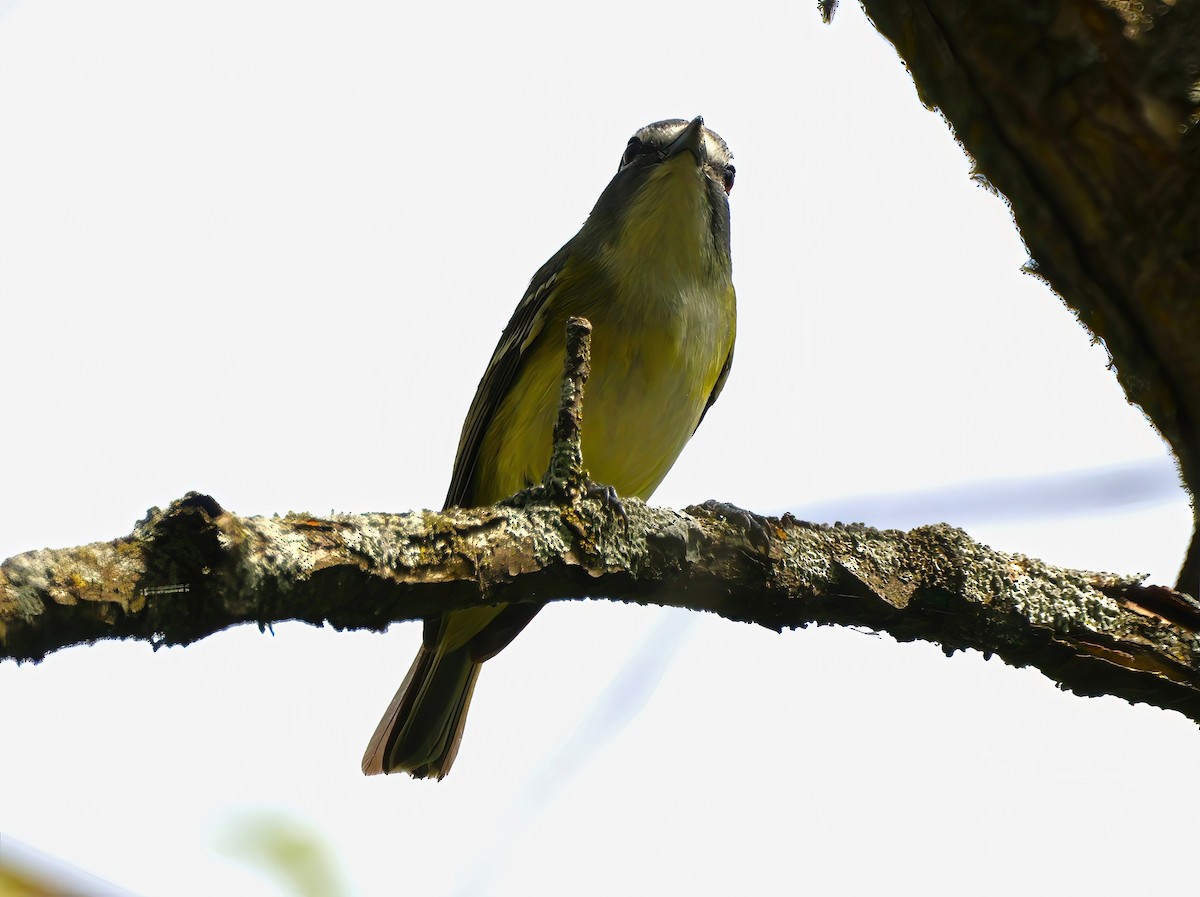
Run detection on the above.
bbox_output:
[474,153,735,504]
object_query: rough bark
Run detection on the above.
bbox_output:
[4,491,1200,724]
[853,0,1200,591]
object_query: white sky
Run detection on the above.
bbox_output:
[1,1,1195,895]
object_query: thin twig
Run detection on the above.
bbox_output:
[543,316,592,502]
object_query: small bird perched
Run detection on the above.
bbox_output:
[362,116,737,778]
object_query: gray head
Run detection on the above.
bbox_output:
[620,117,735,188]
[578,117,734,272]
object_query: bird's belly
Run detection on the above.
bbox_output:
[476,285,730,503]
[581,336,714,499]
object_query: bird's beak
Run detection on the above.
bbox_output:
[665,116,707,165]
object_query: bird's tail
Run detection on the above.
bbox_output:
[361,642,481,779]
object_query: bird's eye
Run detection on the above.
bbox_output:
[620,136,662,168]
[621,137,644,167]
[722,165,736,194]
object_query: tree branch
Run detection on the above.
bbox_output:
[4,490,1200,725]
[4,315,1200,728]
[853,0,1200,590]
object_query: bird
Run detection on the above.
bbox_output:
[362,116,737,778]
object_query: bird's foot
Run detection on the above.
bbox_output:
[502,476,627,526]
[583,479,629,526]
[688,499,779,549]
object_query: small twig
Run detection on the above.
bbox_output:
[542,316,592,502]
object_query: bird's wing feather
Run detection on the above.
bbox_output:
[696,284,737,431]
[443,242,572,509]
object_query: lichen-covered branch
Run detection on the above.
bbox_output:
[5,491,1200,724]
[853,0,1200,591]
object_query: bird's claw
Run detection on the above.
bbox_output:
[689,499,778,549]
[505,476,628,527]
[584,479,629,525]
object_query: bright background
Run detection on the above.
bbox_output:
[1,1,1195,895]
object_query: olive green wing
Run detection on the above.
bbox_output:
[696,284,737,431]
[443,243,572,510]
